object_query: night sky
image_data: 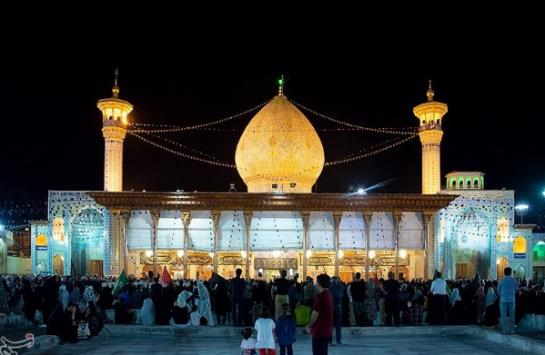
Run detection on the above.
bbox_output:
[1,6,544,224]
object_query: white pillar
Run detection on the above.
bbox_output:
[393,212,402,280]
[301,212,310,278]
[244,212,253,279]
[211,211,221,273]
[182,212,190,279]
[151,210,160,277]
[333,212,342,276]
[363,213,373,280]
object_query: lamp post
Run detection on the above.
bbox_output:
[515,204,529,224]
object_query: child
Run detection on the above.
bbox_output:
[276,303,296,355]
[190,304,201,326]
[240,327,257,355]
[254,307,276,355]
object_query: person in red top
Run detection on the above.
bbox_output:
[305,274,333,355]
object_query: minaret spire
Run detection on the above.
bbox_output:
[426,79,434,102]
[112,68,120,98]
[413,80,448,194]
[278,75,285,96]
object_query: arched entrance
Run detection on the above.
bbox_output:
[71,208,104,276]
[53,255,64,275]
[452,208,490,278]
[496,257,509,278]
[512,264,525,279]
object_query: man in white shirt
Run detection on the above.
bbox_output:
[430,271,447,325]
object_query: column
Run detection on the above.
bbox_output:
[150,210,160,277]
[422,212,432,279]
[120,210,130,274]
[301,212,310,278]
[182,212,191,279]
[244,211,253,279]
[211,211,221,273]
[393,212,402,280]
[363,212,373,280]
[105,210,122,276]
[333,212,342,276]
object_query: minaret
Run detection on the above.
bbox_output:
[97,69,133,192]
[413,80,448,194]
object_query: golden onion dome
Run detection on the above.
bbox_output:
[235,94,325,193]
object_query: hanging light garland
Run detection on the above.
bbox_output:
[127,131,237,168]
[289,99,418,135]
[324,134,418,166]
[129,99,272,134]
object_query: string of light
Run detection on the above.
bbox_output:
[341,135,417,160]
[129,99,271,133]
[128,130,418,169]
[139,132,224,161]
[324,134,418,166]
[127,131,237,168]
[290,99,418,135]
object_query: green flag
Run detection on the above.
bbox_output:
[112,269,128,296]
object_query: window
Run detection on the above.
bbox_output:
[452,180,457,189]
[290,183,296,188]
[474,179,479,189]
[272,184,278,189]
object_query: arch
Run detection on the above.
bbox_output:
[452,180,457,189]
[496,257,509,278]
[53,255,64,275]
[533,241,545,262]
[474,179,479,189]
[512,264,525,279]
[71,207,105,276]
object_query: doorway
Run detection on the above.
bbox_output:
[53,255,64,275]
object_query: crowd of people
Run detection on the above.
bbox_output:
[1,267,544,352]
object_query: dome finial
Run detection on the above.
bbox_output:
[112,67,120,98]
[278,75,285,96]
[426,79,434,102]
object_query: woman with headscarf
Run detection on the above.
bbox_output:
[0,280,9,314]
[140,298,155,326]
[449,288,462,307]
[58,285,70,310]
[483,286,499,327]
[473,286,486,325]
[196,280,214,326]
[172,291,191,325]
[363,279,377,326]
[70,286,81,304]
[21,279,37,323]
[448,288,467,325]
[83,285,96,304]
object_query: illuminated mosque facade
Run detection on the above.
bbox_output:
[26,76,544,282]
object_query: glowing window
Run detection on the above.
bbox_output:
[513,236,527,254]
[533,242,545,262]
[52,218,64,241]
[496,218,509,242]
[35,234,48,246]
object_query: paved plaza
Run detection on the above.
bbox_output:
[27,327,544,355]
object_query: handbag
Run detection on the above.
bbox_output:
[77,321,91,339]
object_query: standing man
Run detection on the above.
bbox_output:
[306,274,333,355]
[273,269,291,320]
[430,271,448,325]
[329,276,345,345]
[231,268,245,326]
[383,272,400,326]
[348,272,366,325]
[303,277,316,308]
[498,267,518,334]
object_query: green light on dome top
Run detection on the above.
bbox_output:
[278,75,285,96]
